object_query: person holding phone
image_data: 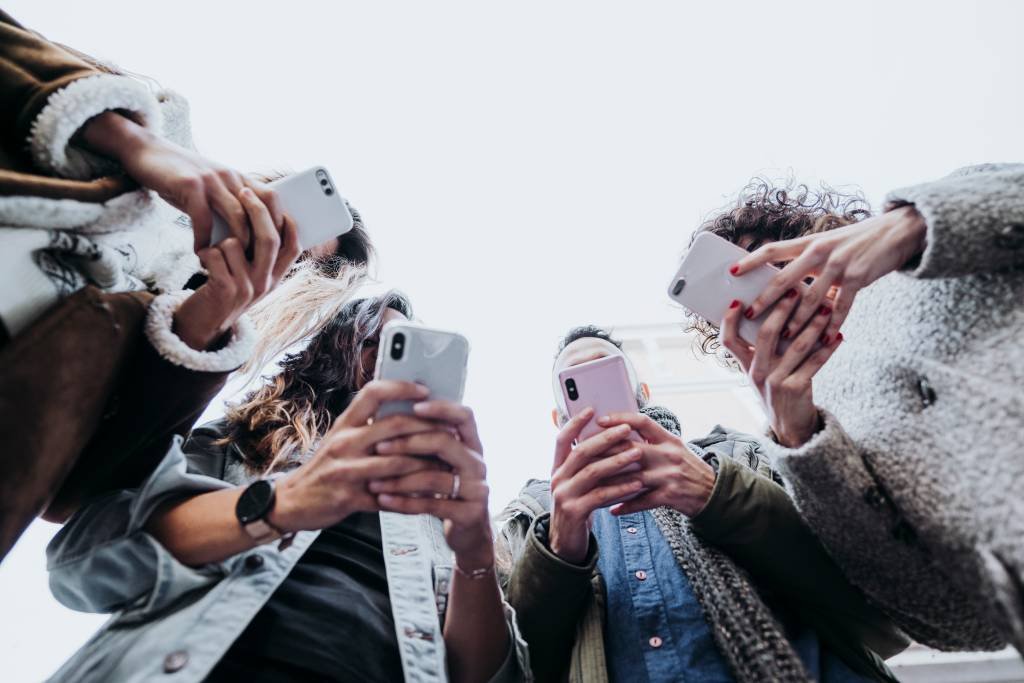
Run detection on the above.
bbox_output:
[496,325,907,683]
[682,169,1024,655]
[46,292,527,683]
[0,9,372,559]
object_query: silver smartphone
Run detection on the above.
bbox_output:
[209,166,353,250]
[373,321,470,419]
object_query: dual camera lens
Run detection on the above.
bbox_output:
[565,378,579,401]
[318,173,334,196]
[391,333,405,361]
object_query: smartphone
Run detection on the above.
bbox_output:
[667,232,809,348]
[558,355,641,442]
[209,166,354,251]
[373,322,470,420]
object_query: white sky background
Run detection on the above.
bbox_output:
[2,0,1024,679]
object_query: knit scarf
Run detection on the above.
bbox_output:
[641,405,811,683]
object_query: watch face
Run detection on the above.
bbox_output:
[236,480,275,524]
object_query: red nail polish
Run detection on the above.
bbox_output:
[744,307,755,320]
[818,305,831,316]
[785,288,798,299]
[781,328,791,339]
[729,265,739,275]
[836,332,844,343]
[729,300,740,309]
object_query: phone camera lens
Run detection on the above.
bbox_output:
[320,179,329,186]
[324,188,334,196]
[565,378,579,401]
[391,333,405,360]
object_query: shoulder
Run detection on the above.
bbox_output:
[182,418,238,480]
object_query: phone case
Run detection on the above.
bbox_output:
[373,322,470,419]
[558,355,640,441]
[209,166,354,250]
[666,232,809,348]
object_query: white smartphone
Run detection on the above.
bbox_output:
[209,166,353,251]
[373,322,470,420]
[667,232,809,348]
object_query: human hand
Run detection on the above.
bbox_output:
[80,112,285,250]
[730,205,927,340]
[269,381,443,533]
[719,289,843,448]
[369,401,496,571]
[547,408,646,563]
[172,187,300,350]
[593,412,715,518]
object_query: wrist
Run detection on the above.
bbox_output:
[454,545,495,573]
[266,476,304,534]
[80,110,153,164]
[890,205,928,261]
[172,290,233,351]
[676,458,717,516]
[548,518,589,564]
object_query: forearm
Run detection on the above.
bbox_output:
[79,110,153,165]
[146,487,258,566]
[444,563,510,683]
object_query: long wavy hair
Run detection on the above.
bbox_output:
[221,291,413,474]
[683,178,871,361]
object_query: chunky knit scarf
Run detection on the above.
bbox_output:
[641,405,811,683]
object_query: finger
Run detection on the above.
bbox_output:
[187,198,215,252]
[197,247,230,286]
[238,187,280,299]
[574,479,646,514]
[245,179,285,229]
[560,424,634,479]
[609,491,661,516]
[376,494,476,524]
[369,472,485,501]
[412,401,483,453]
[749,287,800,376]
[209,178,250,250]
[552,407,594,472]
[744,247,825,319]
[732,236,811,275]
[824,285,857,340]
[217,238,255,304]
[718,298,753,369]
[337,380,431,428]
[376,431,483,478]
[563,448,643,499]
[270,215,301,283]
[791,333,844,383]
[594,413,667,444]
[785,261,841,338]
[346,454,438,482]
[357,415,441,451]
[773,300,833,377]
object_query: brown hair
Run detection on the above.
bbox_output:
[221,291,413,474]
[684,178,871,359]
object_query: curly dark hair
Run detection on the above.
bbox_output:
[221,291,413,473]
[684,178,871,358]
[555,324,622,359]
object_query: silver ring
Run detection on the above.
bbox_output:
[450,473,461,500]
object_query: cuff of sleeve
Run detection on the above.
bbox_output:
[144,291,255,372]
[529,513,599,573]
[28,73,163,179]
[688,456,740,534]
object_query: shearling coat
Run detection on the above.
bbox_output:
[0,11,252,559]
[764,163,1024,654]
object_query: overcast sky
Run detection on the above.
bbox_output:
[3,1,1024,679]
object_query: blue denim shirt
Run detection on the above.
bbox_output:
[593,509,874,683]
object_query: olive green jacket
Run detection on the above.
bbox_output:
[495,426,910,683]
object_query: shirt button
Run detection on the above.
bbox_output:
[244,554,264,571]
[626,527,638,534]
[163,650,189,673]
[649,636,663,648]
[635,570,647,581]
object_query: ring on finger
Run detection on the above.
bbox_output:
[450,473,461,500]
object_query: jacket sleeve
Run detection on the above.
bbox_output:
[758,410,1005,651]
[0,10,161,178]
[886,163,1024,278]
[46,433,232,615]
[499,512,598,683]
[689,452,910,662]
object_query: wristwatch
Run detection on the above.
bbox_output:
[236,479,287,544]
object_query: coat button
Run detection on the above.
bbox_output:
[995,223,1024,249]
[917,377,936,406]
[163,650,189,673]
[244,554,264,571]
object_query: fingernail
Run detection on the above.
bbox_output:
[626,448,641,459]
[377,494,395,505]
[820,333,830,345]
[368,481,384,492]
[744,307,755,319]
[596,416,610,425]
[785,288,798,299]
[781,328,791,339]
[729,264,739,275]
[412,402,429,414]
[415,384,430,396]
[836,332,844,343]
[818,305,831,316]
[377,440,393,452]
[729,300,741,309]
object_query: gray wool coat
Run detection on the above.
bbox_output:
[763,163,1024,654]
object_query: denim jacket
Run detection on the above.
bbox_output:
[46,421,530,683]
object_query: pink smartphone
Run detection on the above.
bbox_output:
[558,355,641,442]
[667,232,810,350]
